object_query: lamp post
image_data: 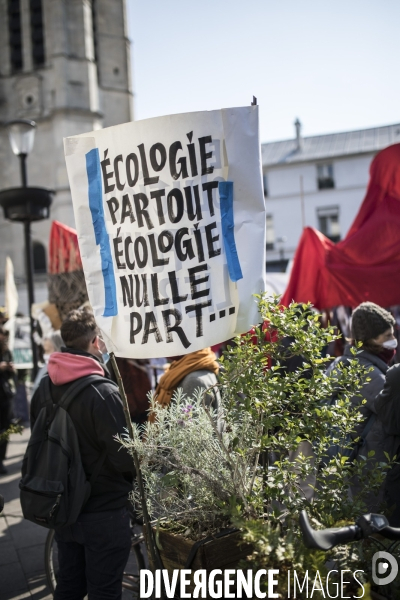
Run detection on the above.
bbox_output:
[7,120,38,377]
[0,119,53,379]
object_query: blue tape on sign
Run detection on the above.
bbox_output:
[218,181,243,282]
[86,148,118,317]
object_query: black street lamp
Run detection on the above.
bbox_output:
[0,119,53,378]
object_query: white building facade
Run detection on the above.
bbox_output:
[262,121,400,271]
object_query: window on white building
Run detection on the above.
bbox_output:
[317,206,340,242]
[263,173,268,197]
[266,214,275,250]
[317,163,335,189]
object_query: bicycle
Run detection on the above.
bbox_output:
[44,510,146,597]
[300,510,400,599]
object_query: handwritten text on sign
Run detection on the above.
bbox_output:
[65,108,266,358]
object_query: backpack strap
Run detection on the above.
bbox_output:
[58,374,114,411]
[37,375,59,429]
[39,375,54,409]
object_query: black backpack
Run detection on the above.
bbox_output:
[20,374,110,529]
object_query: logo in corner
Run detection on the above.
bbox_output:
[372,551,398,586]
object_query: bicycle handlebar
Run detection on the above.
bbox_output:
[300,510,400,551]
[299,511,361,550]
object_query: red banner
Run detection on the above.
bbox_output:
[282,144,400,309]
[48,220,83,275]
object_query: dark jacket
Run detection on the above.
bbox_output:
[326,345,388,440]
[372,364,400,525]
[108,357,151,424]
[0,348,15,405]
[30,348,135,513]
[326,346,389,513]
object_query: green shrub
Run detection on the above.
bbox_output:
[119,295,391,597]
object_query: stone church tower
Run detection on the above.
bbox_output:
[0,0,133,284]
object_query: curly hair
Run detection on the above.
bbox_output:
[60,307,99,351]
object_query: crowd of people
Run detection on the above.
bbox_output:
[2,300,400,597]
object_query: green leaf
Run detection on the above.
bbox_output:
[161,472,179,487]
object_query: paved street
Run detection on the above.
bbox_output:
[0,427,143,600]
[0,428,52,600]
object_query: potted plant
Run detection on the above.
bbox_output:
[119,295,391,598]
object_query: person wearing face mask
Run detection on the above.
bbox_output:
[326,302,397,512]
[326,302,396,424]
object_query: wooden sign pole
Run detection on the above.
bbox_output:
[109,352,165,600]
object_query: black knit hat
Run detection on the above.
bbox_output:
[351,302,395,343]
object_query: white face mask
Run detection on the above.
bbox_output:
[43,354,51,364]
[382,339,398,350]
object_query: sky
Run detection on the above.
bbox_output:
[126,0,400,144]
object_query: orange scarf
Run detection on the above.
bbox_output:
[149,348,219,422]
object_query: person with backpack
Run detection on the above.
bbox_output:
[325,301,396,510]
[26,307,135,600]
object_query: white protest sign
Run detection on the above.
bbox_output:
[64,106,266,358]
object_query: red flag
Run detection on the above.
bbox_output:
[282,144,400,309]
[49,220,83,274]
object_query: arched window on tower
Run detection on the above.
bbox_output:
[33,241,47,274]
[30,0,45,67]
[8,0,23,73]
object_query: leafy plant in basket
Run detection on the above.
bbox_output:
[118,294,391,596]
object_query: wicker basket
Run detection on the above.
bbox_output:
[147,527,253,598]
